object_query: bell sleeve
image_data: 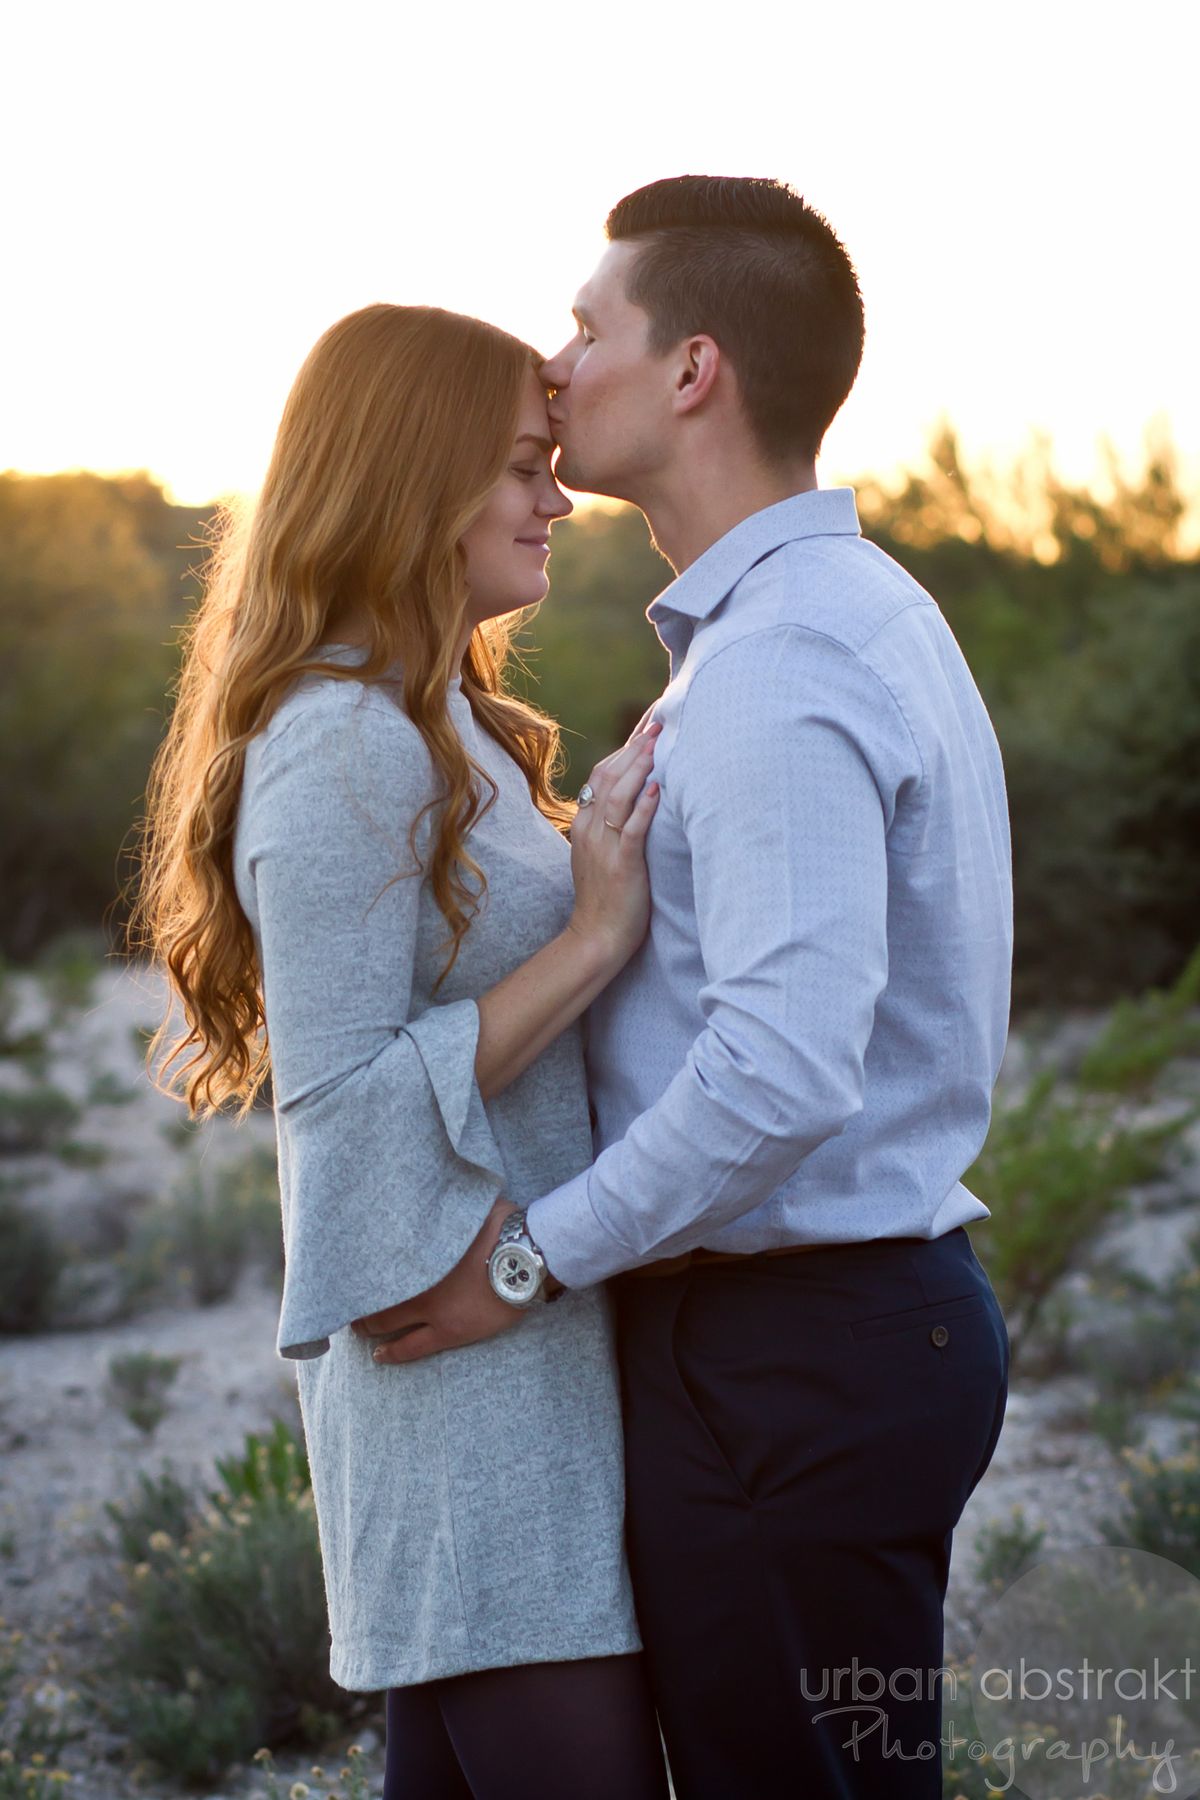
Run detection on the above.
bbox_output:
[235,683,506,1360]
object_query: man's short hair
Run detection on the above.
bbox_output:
[606,175,865,464]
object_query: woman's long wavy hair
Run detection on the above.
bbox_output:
[132,303,573,1119]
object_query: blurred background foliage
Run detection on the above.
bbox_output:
[1,423,1196,1013]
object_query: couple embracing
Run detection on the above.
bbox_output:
[141,175,1012,1799]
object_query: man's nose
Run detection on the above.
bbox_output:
[539,344,573,391]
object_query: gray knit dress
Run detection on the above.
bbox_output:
[231,647,641,1691]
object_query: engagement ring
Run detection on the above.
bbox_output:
[577,783,596,807]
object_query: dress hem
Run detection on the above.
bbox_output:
[330,1624,644,1693]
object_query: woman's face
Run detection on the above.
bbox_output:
[460,367,573,629]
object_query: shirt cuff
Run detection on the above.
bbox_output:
[525,1168,634,1290]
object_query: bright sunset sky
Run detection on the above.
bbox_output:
[4,0,1197,514]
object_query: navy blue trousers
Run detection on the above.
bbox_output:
[612,1225,1010,1800]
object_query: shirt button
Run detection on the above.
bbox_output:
[931,1325,950,1348]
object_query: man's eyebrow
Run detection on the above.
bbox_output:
[515,434,554,452]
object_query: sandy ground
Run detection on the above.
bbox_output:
[1,964,1197,1798]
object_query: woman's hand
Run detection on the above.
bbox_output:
[351,1195,525,1363]
[566,722,662,973]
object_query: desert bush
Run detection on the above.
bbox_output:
[1077,1303,1199,1399]
[119,1146,282,1312]
[225,1144,286,1286]
[0,962,46,1073]
[214,1416,311,1505]
[253,1741,374,1800]
[1039,1239,1200,1446]
[88,1417,360,1786]
[56,1139,108,1169]
[0,1085,80,1154]
[84,1068,138,1108]
[1077,941,1200,1094]
[1006,1289,1076,1382]
[1165,1373,1200,1428]
[966,1070,1193,1351]
[105,1350,182,1436]
[0,1631,79,1797]
[1106,1446,1200,1579]
[972,1505,1047,1595]
[100,1464,199,1563]
[0,1181,65,1331]
[34,933,103,1020]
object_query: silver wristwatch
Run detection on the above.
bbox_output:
[486,1208,561,1307]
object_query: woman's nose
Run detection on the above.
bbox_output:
[538,487,573,521]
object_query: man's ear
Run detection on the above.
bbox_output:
[672,335,721,417]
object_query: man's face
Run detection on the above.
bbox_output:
[539,241,673,500]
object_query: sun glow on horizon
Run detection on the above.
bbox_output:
[4,1,1197,531]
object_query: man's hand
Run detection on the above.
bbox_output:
[350,1196,524,1365]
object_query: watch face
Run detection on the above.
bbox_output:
[491,1242,541,1305]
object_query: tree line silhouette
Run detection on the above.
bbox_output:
[1,424,1196,1012]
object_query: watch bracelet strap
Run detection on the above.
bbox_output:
[492,1207,564,1303]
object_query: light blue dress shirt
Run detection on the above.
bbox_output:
[526,486,1014,1291]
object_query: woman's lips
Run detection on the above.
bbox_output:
[516,538,550,553]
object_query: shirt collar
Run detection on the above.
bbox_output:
[647,486,861,630]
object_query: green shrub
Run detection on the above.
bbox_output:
[35,933,103,1019]
[89,1418,361,1786]
[55,1138,108,1169]
[966,1070,1192,1350]
[214,1416,311,1505]
[0,960,46,1073]
[105,1351,182,1436]
[973,1505,1047,1594]
[1165,1373,1200,1427]
[121,1147,281,1310]
[1077,1303,1199,1399]
[253,1742,374,1800]
[1106,1446,1200,1579]
[1089,1396,1147,1455]
[85,1068,138,1108]
[100,1463,199,1563]
[0,1084,80,1153]
[1078,941,1200,1093]
[0,1180,65,1331]
[0,1636,79,1797]
[1058,1247,1200,1448]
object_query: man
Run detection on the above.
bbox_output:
[361,175,1012,1798]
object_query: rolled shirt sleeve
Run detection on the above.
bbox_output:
[236,685,505,1358]
[525,624,921,1289]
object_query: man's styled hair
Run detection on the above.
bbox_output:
[605,175,865,464]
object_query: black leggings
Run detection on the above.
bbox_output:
[381,1651,669,1800]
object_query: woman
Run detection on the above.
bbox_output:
[135,303,669,1799]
